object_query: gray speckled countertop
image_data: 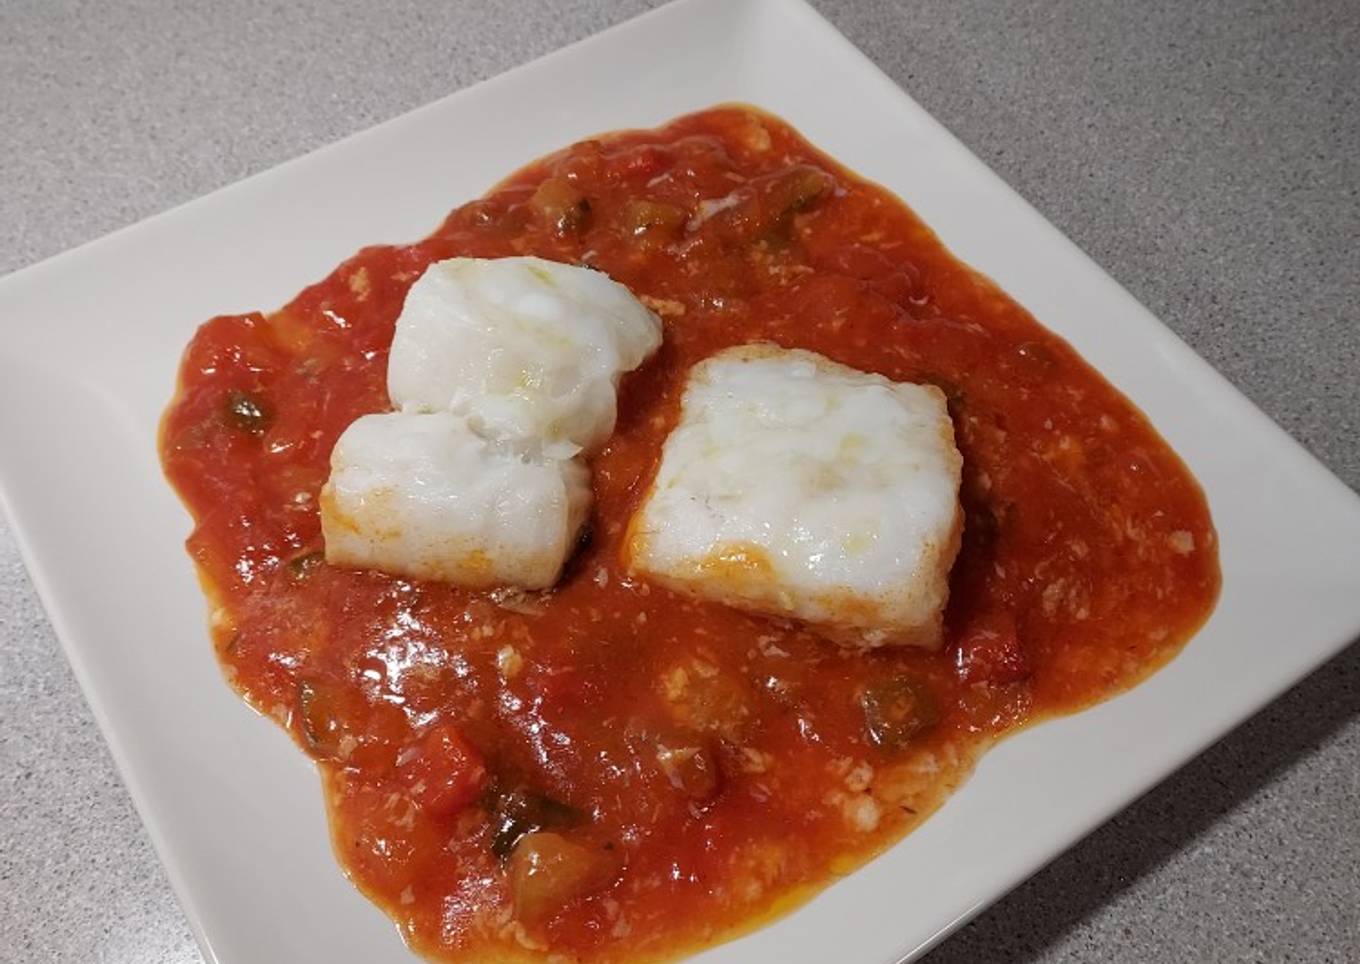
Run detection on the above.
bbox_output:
[1,1,1357,962]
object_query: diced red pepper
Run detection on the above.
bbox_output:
[398,723,488,818]
[612,143,671,179]
[952,610,1032,685]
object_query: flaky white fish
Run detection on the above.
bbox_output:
[387,256,662,457]
[321,411,590,589]
[626,345,962,648]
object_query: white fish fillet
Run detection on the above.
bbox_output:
[626,345,963,648]
[387,256,663,456]
[321,411,590,589]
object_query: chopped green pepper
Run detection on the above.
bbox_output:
[286,551,325,582]
[620,199,689,237]
[488,785,581,859]
[297,679,346,759]
[860,677,939,752]
[508,831,619,924]
[530,177,592,236]
[224,390,271,435]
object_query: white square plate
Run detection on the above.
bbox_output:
[2,1,1358,962]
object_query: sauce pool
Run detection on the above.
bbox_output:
[161,106,1219,962]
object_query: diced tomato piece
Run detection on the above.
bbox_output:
[612,143,671,179]
[952,611,1032,685]
[398,724,488,817]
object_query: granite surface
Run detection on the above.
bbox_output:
[1,1,1356,962]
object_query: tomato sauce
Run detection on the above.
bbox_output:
[160,107,1219,962]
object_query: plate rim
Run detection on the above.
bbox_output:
[2,1,1358,962]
